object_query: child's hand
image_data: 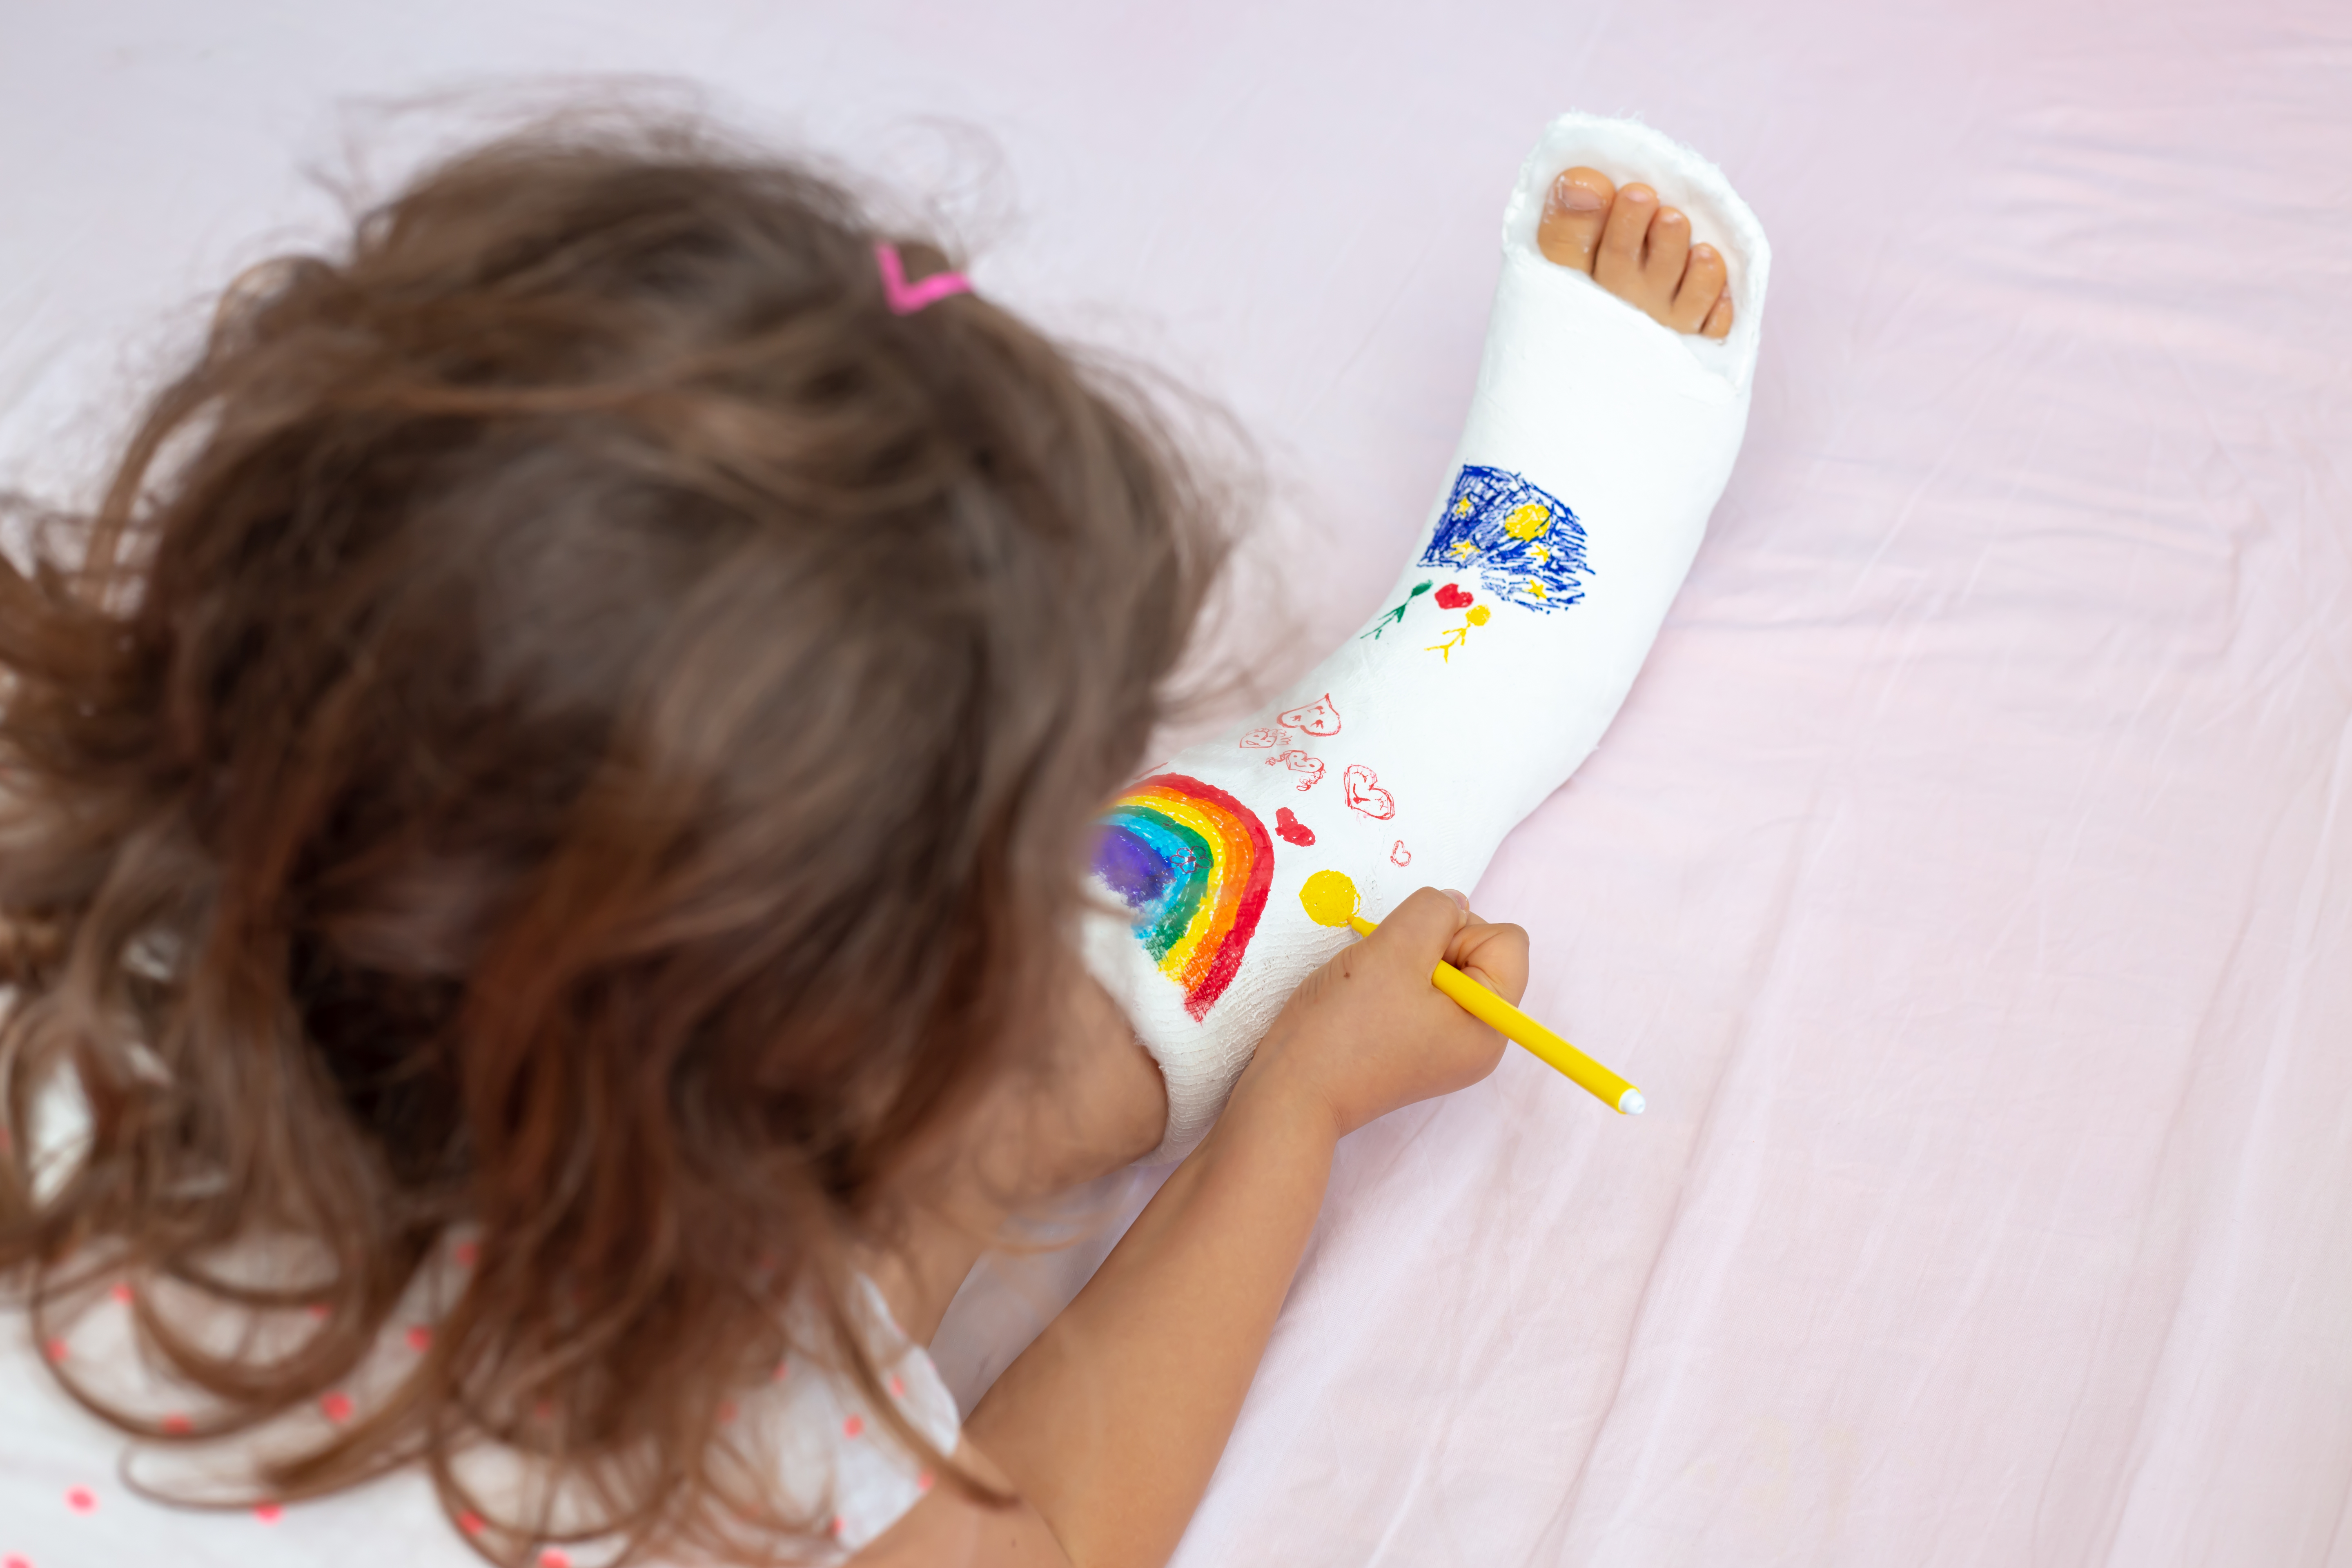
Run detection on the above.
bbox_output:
[1240,887,1530,1140]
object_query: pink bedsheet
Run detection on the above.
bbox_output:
[7,2,2349,1562]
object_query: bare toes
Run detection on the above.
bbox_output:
[1536,167,1615,274]
[1701,289,1734,339]
[1592,182,1657,302]
[1576,178,1737,339]
[1641,206,1695,318]
[1666,242,1727,334]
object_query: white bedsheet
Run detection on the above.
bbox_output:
[6,3,2350,1563]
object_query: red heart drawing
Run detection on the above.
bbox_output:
[1390,840,1412,867]
[1238,726,1289,749]
[1434,582,1474,610]
[1266,749,1325,790]
[1274,807,1316,846]
[1276,693,1342,736]
[1343,764,1396,821]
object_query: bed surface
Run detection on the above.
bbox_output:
[6,3,2349,1563]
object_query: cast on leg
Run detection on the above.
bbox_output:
[1088,113,1774,1162]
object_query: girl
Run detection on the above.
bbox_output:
[0,108,1748,1567]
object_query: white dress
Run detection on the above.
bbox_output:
[0,1069,960,1567]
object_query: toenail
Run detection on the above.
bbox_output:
[1693,243,1715,260]
[1548,178,1606,213]
[1624,187,1653,203]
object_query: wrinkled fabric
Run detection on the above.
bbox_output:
[4,2,2349,1565]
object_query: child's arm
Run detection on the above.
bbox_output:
[857,888,1528,1568]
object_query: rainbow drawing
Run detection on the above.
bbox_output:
[1094,773,1275,1022]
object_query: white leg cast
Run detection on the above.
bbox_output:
[1088,113,1773,1163]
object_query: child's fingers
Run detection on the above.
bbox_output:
[1367,888,1528,1007]
[1365,886,1472,973]
[1446,918,1529,1007]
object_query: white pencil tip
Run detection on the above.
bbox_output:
[1619,1089,1645,1116]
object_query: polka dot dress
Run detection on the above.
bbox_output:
[0,1266,960,1567]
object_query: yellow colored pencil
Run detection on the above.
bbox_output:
[1299,868,1644,1116]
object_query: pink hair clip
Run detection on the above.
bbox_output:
[874,242,972,316]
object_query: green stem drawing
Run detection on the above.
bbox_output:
[1361,580,1432,640]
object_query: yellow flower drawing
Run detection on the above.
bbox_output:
[1425,604,1493,662]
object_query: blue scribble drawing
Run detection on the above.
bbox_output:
[1416,465,1592,614]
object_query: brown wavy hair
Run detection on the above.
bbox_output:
[0,115,1222,1562]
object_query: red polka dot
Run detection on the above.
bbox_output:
[453,1241,480,1267]
[889,1374,905,1399]
[917,1471,935,1492]
[254,1503,283,1524]
[404,1325,433,1352]
[841,1414,863,1439]
[717,1400,737,1425]
[161,1414,193,1435]
[320,1392,353,1423]
[458,1511,486,1535]
[42,1339,67,1363]
[6,1552,31,1568]
[304,1302,330,1319]
[829,1516,846,1537]
[538,1550,571,1568]
[109,1282,132,1305]
[65,1487,96,1513]
[773,1360,790,1381]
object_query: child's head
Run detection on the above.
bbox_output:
[0,117,1221,1552]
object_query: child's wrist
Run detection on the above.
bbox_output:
[1229,1034,1348,1148]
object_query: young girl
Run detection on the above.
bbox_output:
[0,111,1752,1567]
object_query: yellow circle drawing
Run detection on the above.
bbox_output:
[1503,503,1552,541]
[1467,605,1492,626]
[1299,869,1361,929]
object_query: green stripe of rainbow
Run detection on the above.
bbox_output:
[1094,773,1275,1022]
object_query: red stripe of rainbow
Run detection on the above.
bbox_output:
[1101,773,1274,1021]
